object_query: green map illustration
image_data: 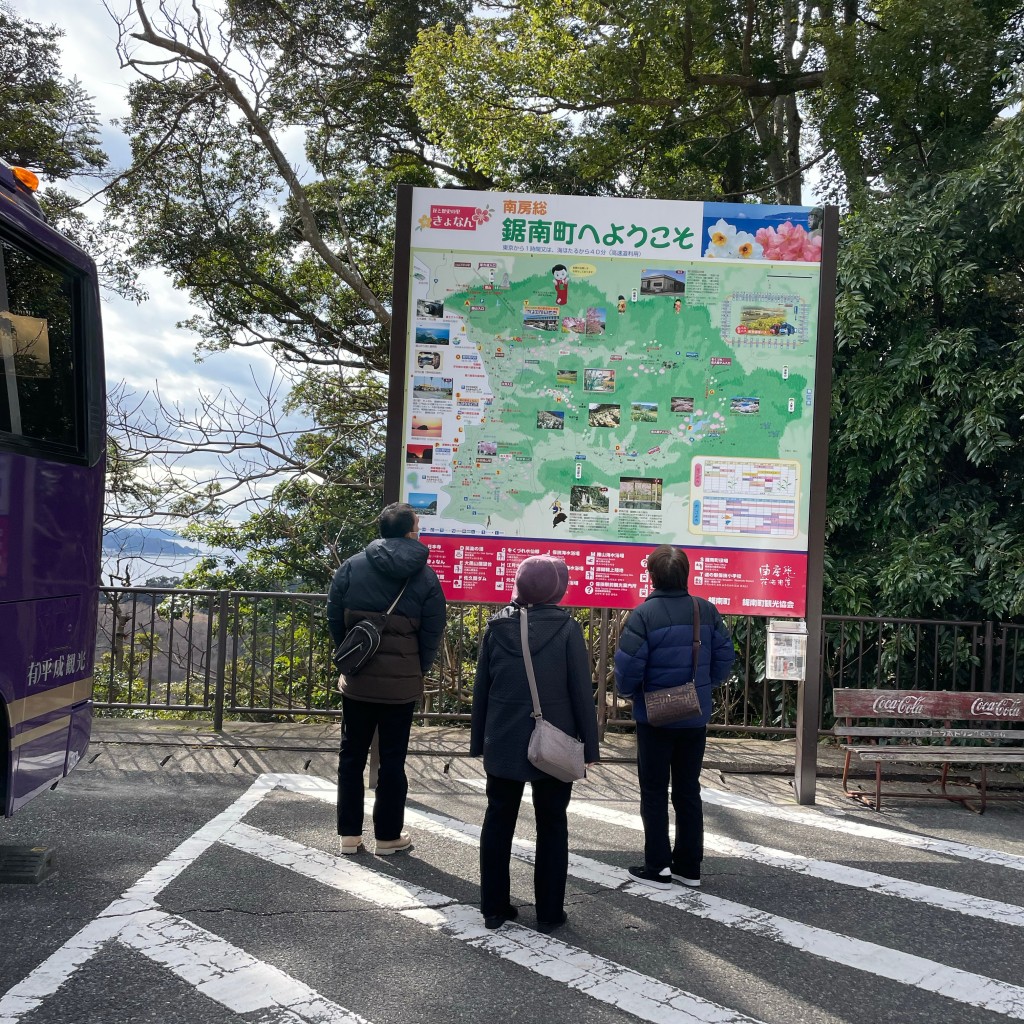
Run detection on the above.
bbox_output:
[402,250,821,550]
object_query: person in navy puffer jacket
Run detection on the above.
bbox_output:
[615,545,736,890]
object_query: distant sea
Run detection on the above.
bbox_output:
[101,527,224,587]
[100,551,214,588]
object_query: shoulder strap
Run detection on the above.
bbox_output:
[689,596,702,683]
[641,594,701,691]
[519,608,545,720]
[384,578,410,615]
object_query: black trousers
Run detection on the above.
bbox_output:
[635,722,707,871]
[337,696,416,841]
[479,773,573,922]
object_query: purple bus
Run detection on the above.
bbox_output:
[0,160,105,816]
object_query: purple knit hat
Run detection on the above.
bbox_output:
[512,555,570,606]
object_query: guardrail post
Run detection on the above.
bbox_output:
[213,590,229,732]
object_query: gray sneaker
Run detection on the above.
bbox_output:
[375,831,412,855]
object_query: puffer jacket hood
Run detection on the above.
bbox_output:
[485,604,569,658]
[365,537,429,579]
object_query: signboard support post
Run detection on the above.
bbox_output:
[793,206,839,806]
[595,608,611,739]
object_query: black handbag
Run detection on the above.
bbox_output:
[642,596,702,727]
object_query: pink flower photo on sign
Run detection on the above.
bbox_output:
[754,222,822,262]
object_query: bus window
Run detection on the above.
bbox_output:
[0,237,80,453]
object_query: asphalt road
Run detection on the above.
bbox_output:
[2,753,1023,1024]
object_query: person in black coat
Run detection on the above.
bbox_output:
[471,556,599,933]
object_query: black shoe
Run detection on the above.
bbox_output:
[483,905,518,930]
[626,864,673,889]
[536,912,568,934]
[670,862,701,887]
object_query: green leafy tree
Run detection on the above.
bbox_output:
[827,107,1024,620]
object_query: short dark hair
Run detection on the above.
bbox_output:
[379,502,417,538]
[647,545,689,590]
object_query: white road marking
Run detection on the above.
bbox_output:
[700,787,1024,872]
[392,803,1024,1020]
[565,799,1024,928]
[0,775,370,1024]
[457,776,1024,872]
[117,907,372,1024]
[222,822,768,1024]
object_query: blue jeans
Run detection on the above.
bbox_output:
[337,697,416,840]
[635,723,707,871]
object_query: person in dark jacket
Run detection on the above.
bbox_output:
[614,545,735,889]
[471,556,599,933]
[327,502,446,856]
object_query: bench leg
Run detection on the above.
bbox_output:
[980,765,988,815]
[874,760,882,812]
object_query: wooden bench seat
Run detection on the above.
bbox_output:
[833,688,1024,812]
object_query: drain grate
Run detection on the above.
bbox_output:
[0,845,55,884]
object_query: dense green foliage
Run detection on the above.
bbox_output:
[93,0,1024,622]
[828,116,1024,618]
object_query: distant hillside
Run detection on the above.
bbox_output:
[103,527,204,557]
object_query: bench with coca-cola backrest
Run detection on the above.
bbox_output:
[832,688,1024,811]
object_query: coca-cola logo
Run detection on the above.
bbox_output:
[970,697,1023,719]
[871,695,927,716]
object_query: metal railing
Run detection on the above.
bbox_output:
[93,588,1024,733]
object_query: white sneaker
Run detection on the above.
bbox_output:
[339,836,363,855]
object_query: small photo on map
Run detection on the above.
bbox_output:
[415,349,442,370]
[417,298,444,319]
[413,375,454,399]
[409,492,438,515]
[671,396,695,413]
[730,397,760,415]
[639,269,686,296]
[523,307,560,331]
[631,402,658,423]
[620,476,663,511]
[477,440,498,456]
[739,305,795,336]
[589,403,620,428]
[406,444,433,466]
[571,485,610,513]
[537,410,565,430]
[411,415,443,437]
[556,368,578,385]
[584,368,616,393]
[561,307,606,335]
[415,324,450,346]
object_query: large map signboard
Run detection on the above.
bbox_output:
[387,187,836,615]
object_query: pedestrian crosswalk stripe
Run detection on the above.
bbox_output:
[700,787,1024,872]
[563,797,1024,927]
[222,821,769,1024]
[118,907,372,1024]
[458,776,1024,872]
[388,803,1024,1019]
[0,775,357,1024]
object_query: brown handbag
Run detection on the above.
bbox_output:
[642,596,702,727]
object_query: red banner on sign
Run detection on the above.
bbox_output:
[423,535,806,616]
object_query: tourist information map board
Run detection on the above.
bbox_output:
[387,187,836,615]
